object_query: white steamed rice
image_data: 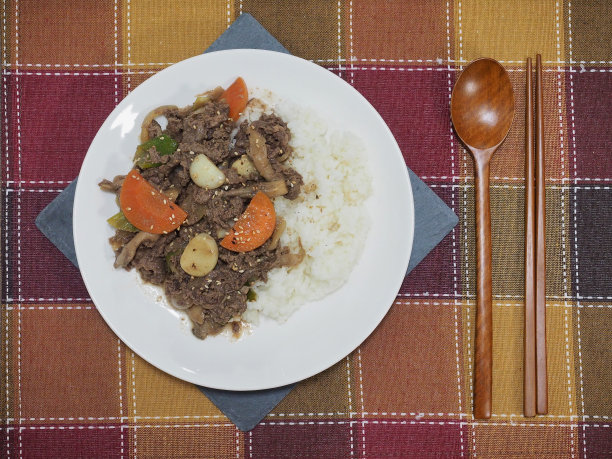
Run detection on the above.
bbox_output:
[242,90,373,323]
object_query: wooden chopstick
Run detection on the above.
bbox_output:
[524,57,537,417]
[535,54,548,415]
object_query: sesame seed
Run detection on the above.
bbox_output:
[163,199,167,204]
[150,225,154,230]
[126,207,132,211]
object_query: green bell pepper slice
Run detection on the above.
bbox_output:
[107,211,139,232]
[133,134,178,169]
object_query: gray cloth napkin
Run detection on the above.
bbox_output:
[35,13,457,431]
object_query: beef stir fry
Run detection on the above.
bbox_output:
[100,78,304,339]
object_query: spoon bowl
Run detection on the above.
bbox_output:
[452,58,515,153]
[450,58,515,420]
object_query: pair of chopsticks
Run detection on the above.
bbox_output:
[524,55,548,417]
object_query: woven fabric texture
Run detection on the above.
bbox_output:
[2,1,611,457]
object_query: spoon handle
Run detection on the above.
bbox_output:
[473,158,493,420]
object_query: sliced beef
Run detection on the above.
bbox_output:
[201,195,245,229]
[147,146,163,164]
[179,138,232,164]
[237,115,303,199]
[106,95,304,340]
[109,230,134,251]
[163,242,281,338]
[98,175,125,193]
[141,149,193,190]
[132,248,167,284]
[252,114,293,162]
[280,166,303,200]
[147,119,163,139]
[113,232,161,268]
[164,112,183,142]
[181,101,230,142]
[231,121,250,157]
[223,167,249,185]
[178,183,245,230]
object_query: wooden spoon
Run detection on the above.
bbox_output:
[451,58,515,419]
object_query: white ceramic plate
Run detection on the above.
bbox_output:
[74,49,413,390]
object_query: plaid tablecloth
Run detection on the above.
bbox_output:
[2,1,611,457]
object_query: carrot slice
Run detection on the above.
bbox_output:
[221,191,276,252]
[222,77,248,121]
[119,169,187,234]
